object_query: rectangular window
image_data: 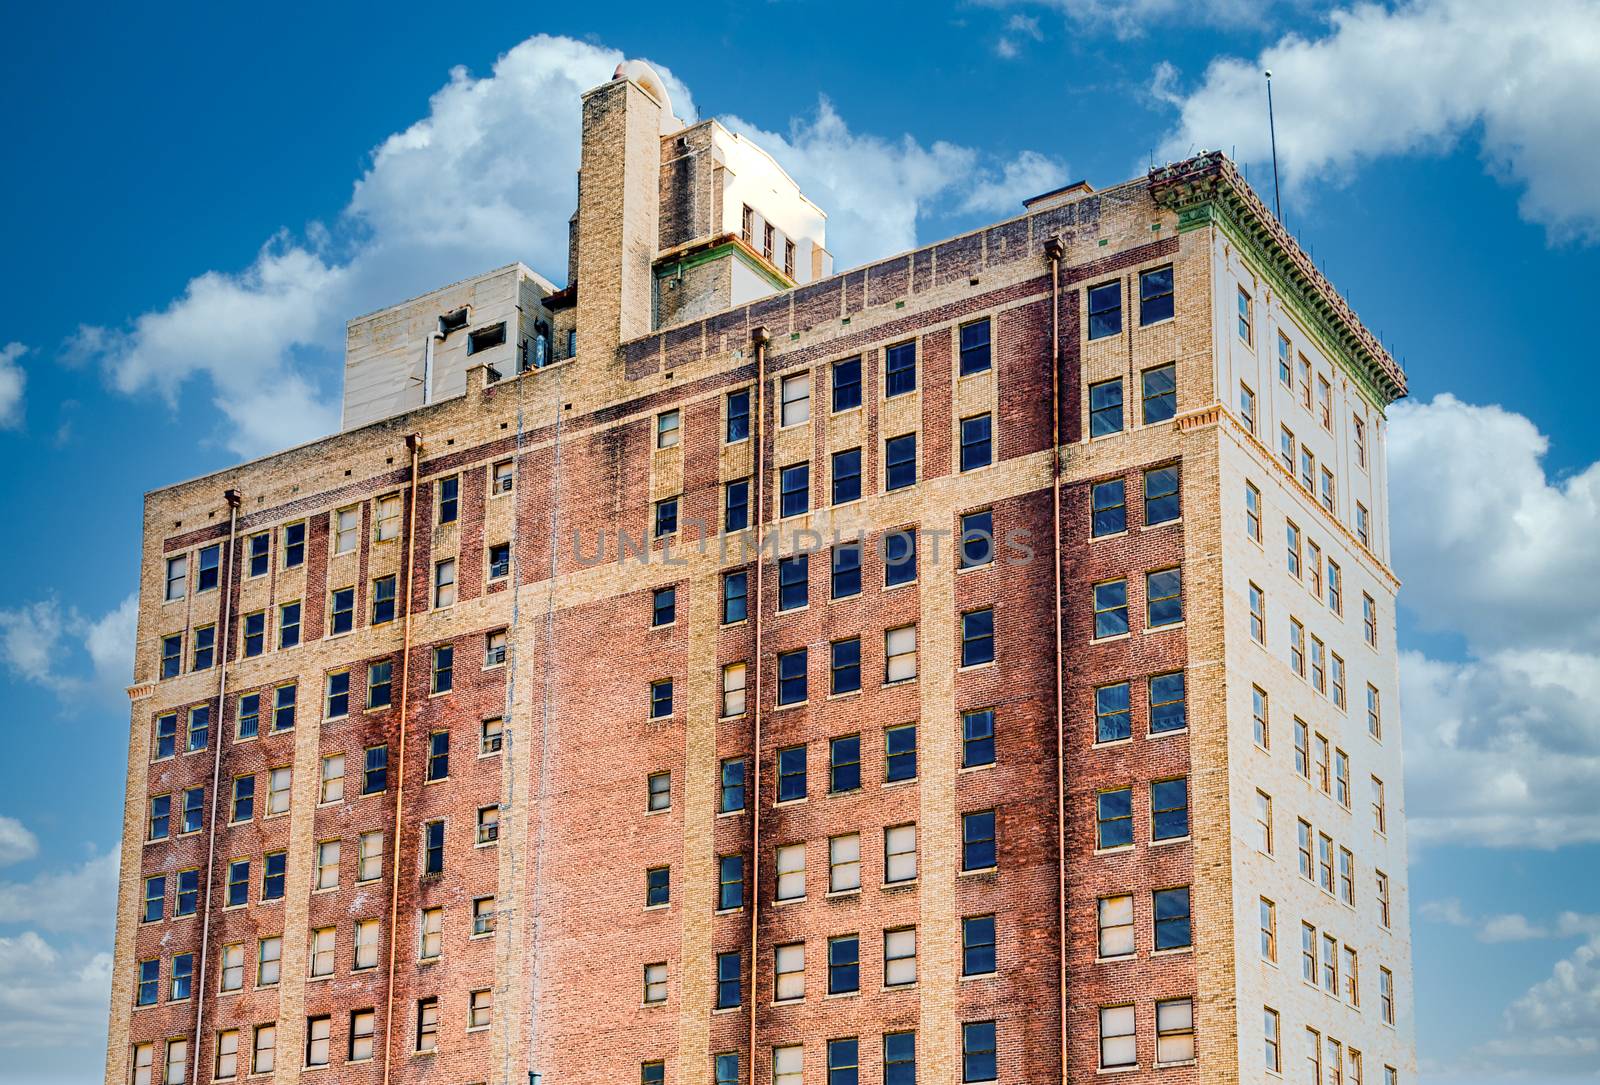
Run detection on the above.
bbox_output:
[885,529,917,586]
[1094,579,1128,639]
[358,832,383,883]
[830,832,862,892]
[725,388,751,443]
[170,952,194,1000]
[325,672,349,719]
[654,496,679,538]
[491,459,514,495]
[142,875,165,923]
[1237,286,1253,344]
[1372,775,1387,834]
[1363,593,1378,646]
[1357,502,1372,547]
[425,731,449,783]
[1381,967,1395,1024]
[164,555,187,601]
[1141,363,1176,424]
[828,935,860,995]
[241,611,265,658]
[1240,383,1257,433]
[486,542,511,582]
[266,765,291,815]
[1287,521,1302,578]
[192,625,215,671]
[885,433,917,491]
[1098,895,1134,958]
[1321,466,1337,513]
[961,810,996,871]
[148,795,171,841]
[350,1010,375,1062]
[885,722,916,780]
[261,851,286,900]
[962,1020,997,1083]
[778,554,808,611]
[962,915,996,976]
[417,909,443,963]
[777,649,807,706]
[431,644,453,693]
[1340,846,1356,905]
[960,414,993,472]
[319,755,344,805]
[832,356,862,412]
[373,494,402,543]
[884,1033,916,1085]
[309,927,335,976]
[135,959,159,1006]
[436,474,459,524]
[181,785,203,833]
[1146,566,1183,626]
[832,543,862,599]
[1280,425,1295,471]
[829,448,862,507]
[655,408,681,449]
[1290,618,1306,676]
[1264,1008,1281,1073]
[477,805,500,845]
[960,608,995,667]
[1377,871,1392,928]
[779,463,809,517]
[723,570,748,624]
[472,896,496,937]
[1099,1006,1135,1070]
[774,1045,803,1085]
[885,340,917,397]
[363,745,388,794]
[467,989,493,1030]
[717,854,744,911]
[716,479,750,538]
[416,997,439,1052]
[153,713,178,760]
[884,927,916,987]
[722,663,747,717]
[257,937,281,987]
[235,693,260,741]
[1256,791,1274,854]
[716,949,742,1009]
[1319,833,1336,893]
[278,602,301,649]
[1089,378,1123,436]
[1156,998,1195,1066]
[884,823,917,883]
[1140,265,1174,324]
[780,372,810,427]
[280,521,306,567]
[1297,819,1314,881]
[1154,886,1192,949]
[650,586,675,628]
[1092,479,1126,537]
[829,734,861,792]
[1150,671,1186,733]
[960,509,994,569]
[423,819,444,875]
[1151,777,1189,840]
[720,758,746,813]
[774,943,804,1001]
[1088,280,1121,339]
[1322,933,1339,994]
[775,842,805,901]
[1367,683,1382,739]
[777,744,807,802]
[1094,682,1130,744]
[480,716,504,755]
[959,318,992,374]
[1144,464,1180,524]
[216,1029,240,1080]
[1096,788,1132,849]
[962,708,995,767]
[1312,635,1327,693]
[1260,898,1277,960]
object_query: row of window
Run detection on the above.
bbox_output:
[1087,266,1176,339]
[1086,363,1177,437]
[1093,779,1191,850]
[1091,565,1184,639]
[1262,1008,1400,1083]
[1088,464,1180,537]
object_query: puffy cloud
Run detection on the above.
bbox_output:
[0,342,24,429]
[0,818,38,868]
[988,0,1271,40]
[0,849,119,935]
[0,593,137,701]
[1389,395,1600,846]
[960,150,1071,216]
[995,13,1045,58]
[0,932,112,1051]
[1505,934,1600,1042]
[1153,0,1600,243]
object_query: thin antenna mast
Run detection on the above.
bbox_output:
[1265,69,1283,222]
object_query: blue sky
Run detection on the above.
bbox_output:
[2,1,1598,1081]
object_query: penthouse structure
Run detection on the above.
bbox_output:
[106,59,1416,1085]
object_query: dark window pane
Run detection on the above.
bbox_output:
[832,448,862,505]
[960,511,994,569]
[1142,364,1177,424]
[1089,379,1123,437]
[1140,266,1175,325]
[961,610,995,667]
[833,357,863,412]
[780,464,810,518]
[1144,465,1180,525]
[885,342,917,397]
[1087,282,1121,340]
[778,555,808,611]
[1091,479,1127,537]
[962,709,995,767]
[886,435,917,491]
[962,915,996,976]
[1154,887,1192,949]
[831,544,862,599]
[1095,683,1131,743]
[885,530,917,586]
[959,319,992,376]
[778,650,808,706]
[1150,672,1187,733]
[831,640,862,696]
[960,414,993,472]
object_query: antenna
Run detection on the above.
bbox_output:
[1265,70,1283,223]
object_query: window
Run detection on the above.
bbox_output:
[723,570,748,624]
[647,586,676,629]
[467,322,506,354]
[1099,1006,1135,1070]
[262,851,286,900]
[358,832,383,883]
[431,644,453,693]
[467,988,493,1031]
[723,663,747,717]
[1097,788,1132,849]
[148,795,171,841]
[251,1025,276,1074]
[320,755,344,804]
[960,414,993,472]
[884,927,916,987]
[354,919,380,970]
[1287,521,1303,578]
[241,611,265,658]
[192,625,216,671]
[777,745,807,802]
[159,634,182,679]
[885,340,917,397]
[322,510,355,563]
[656,408,681,449]
[1093,579,1128,639]
[1156,998,1196,1065]
[717,1051,741,1085]
[1147,567,1182,626]
[1332,653,1347,709]
[1380,967,1395,1024]
[885,433,917,491]
[962,1020,997,1083]
[718,854,744,910]
[1260,898,1277,960]
[1092,479,1126,537]
[779,463,809,517]
[779,554,808,611]
[885,722,916,779]
[1152,778,1189,840]
[1312,635,1327,692]
[1149,671,1186,733]
[960,510,994,569]
[266,765,291,815]
[1154,887,1192,950]
[1255,791,1274,854]
[830,734,861,791]
[350,1010,375,1062]
[433,559,456,609]
[1144,465,1179,524]
[1139,265,1174,324]
[1089,379,1123,436]
[828,935,859,994]
[962,709,995,767]
[216,1029,240,1080]
[135,958,160,1005]
[1377,871,1392,928]
[884,1032,916,1085]
[1372,776,1387,834]
[776,843,805,901]
[1237,285,1254,343]
[1094,682,1130,744]
[325,671,350,719]
[236,692,261,740]
[720,758,746,813]
[774,1045,803,1085]
[962,914,996,976]
[1098,895,1134,958]
[278,602,301,649]
[654,496,679,538]
[716,949,742,1008]
[1088,280,1121,339]
[1299,446,1316,491]
[1240,383,1257,433]
[481,716,504,755]
[362,745,388,795]
[423,819,444,875]
[650,678,673,718]
[1319,833,1336,893]
[960,609,995,666]
[257,937,282,987]
[1335,750,1351,807]
[831,448,862,505]
[181,785,204,833]
[1292,718,1310,778]
[1142,363,1176,424]
[472,896,496,937]
[1321,466,1337,513]
[372,494,402,543]
[643,770,670,813]
[715,479,749,538]
[278,520,305,568]
[153,713,178,760]
[437,475,459,524]
[416,997,439,1052]
[833,356,863,412]
[959,318,992,375]
[883,823,918,883]
[774,943,804,1001]
[778,649,807,706]
[1323,934,1339,994]
[141,875,165,923]
[1356,502,1371,548]
[171,951,194,1000]
[885,529,917,586]
[1339,847,1356,905]
[1297,819,1314,880]
[492,459,515,495]
[1366,683,1383,739]
[830,833,862,892]
[780,372,810,427]
[477,805,500,845]
[1280,426,1295,471]
[961,810,996,871]
[309,926,335,976]
[831,544,862,599]
[1264,1008,1281,1073]
[1363,593,1378,646]
[1289,618,1306,676]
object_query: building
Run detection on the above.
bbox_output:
[105,60,1417,1085]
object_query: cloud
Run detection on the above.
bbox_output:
[988,0,1271,39]
[0,342,24,429]
[0,593,136,701]
[0,849,119,935]
[995,13,1045,57]
[1504,934,1600,1044]
[1389,395,1600,847]
[1152,0,1600,243]
[0,932,112,1051]
[0,819,38,868]
[960,150,1071,216]
[1417,897,1600,943]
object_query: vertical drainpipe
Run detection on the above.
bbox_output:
[746,326,771,1083]
[1044,236,1070,1081]
[188,487,242,1079]
[381,433,424,1085]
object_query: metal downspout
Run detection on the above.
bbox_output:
[746,326,771,1082]
[1045,236,1070,1081]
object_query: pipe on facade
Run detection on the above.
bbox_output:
[381,432,425,1085]
[188,487,243,1078]
[1044,235,1070,1080]
[746,325,771,1082]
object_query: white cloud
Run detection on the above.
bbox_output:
[0,849,118,934]
[996,13,1046,57]
[990,0,1270,39]
[0,819,38,868]
[1481,913,1551,944]
[0,342,24,429]
[1505,934,1600,1042]
[0,932,112,1051]
[1389,395,1600,847]
[1153,0,1600,243]
[1421,897,1472,927]
[0,593,136,701]
[960,150,1070,216]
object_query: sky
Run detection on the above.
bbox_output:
[1,0,1597,1081]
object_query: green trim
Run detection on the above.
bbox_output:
[655,241,792,291]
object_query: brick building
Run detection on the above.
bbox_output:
[105,60,1417,1085]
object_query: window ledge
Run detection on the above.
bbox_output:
[1090,632,1131,645]
[958,866,998,878]
[825,888,862,900]
[1149,836,1191,848]
[1143,622,1185,634]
